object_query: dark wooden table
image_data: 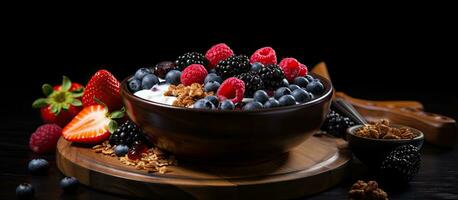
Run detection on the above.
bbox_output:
[1,115,457,200]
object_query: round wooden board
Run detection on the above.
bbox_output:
[56,134,351,200]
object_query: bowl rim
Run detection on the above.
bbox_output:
[121,72,333,114]
[347,124,424,142]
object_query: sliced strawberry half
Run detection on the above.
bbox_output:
[62,104,124,144]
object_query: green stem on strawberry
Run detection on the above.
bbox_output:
[32,76,84,127]
[93,97,125,134]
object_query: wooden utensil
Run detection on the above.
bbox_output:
[312,62,457,147]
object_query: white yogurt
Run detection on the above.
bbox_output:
[134,84,177,105]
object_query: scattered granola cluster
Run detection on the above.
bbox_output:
[164,83,213,107]
[355,119,417,139]
[348,180,388,200]
[93,141,177,174]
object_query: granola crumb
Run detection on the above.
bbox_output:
[92,141,177,174]
[349,180,388,200]
[164,83,213,107]
[354,119,417,140]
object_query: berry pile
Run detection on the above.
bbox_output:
[380,144,421,186]
[321,110,356,138]
[127,43,327,111]
[109,120,149,148]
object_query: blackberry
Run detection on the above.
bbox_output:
[175,52,208,71]
[258,64,285,90]
[321,110,355,138]
[380,145,421,186]
[153,61,176,79]
[215,55,250,79]
[236,71,264,97]
[109,121,149,147]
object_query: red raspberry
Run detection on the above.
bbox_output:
[29,124,62,154]
[217,77,245,103]
[180,64,208,86]
[298,64,308,76]
[250,47,277,65]
[279,57,301,82]
[205,43,234,68]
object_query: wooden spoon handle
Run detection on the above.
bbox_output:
[336,92,457,147]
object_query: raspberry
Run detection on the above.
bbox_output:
[298,64,308,76]
[250,47,277,65]
[29,124,62,154]
[180,64,208,86]
[205,43,234,68]
[279,57,301,82]
[216,77,245,103]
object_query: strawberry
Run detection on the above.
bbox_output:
[62,104,124,144]
[32,76,84,127]
[83,69,123,110]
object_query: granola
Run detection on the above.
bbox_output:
[92,141,177,174]
[164,83,213,107]
[348,180,388,200]
[354,119,417,140]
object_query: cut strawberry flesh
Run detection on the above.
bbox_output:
[63,105,111,143]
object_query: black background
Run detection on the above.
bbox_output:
[2,5,458,200]
[3,8,457,121]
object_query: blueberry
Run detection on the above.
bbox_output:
[194,99,215,109]
[219,99,235,110]
[253,90,269,104]
[165,70,181,85]
[141,74,159,90]
[293,77,309,88]
[305,75,315,82]
[282,78,290,87]
[243,101,263,110]
[60,176,79,192]
[114,145,129,157]
[204,73,223,84]
[264,98,280,108]
[306,80,325,95]
[292,88,312,103]
[135,68,153,80]
[274,87,292,99]
[205,95,219,106]
[28,158,49,174]
[288,84,301,91]
[251,62,264,72]
[208,69,217,74]
[204,81,220,92]
[16,183,34,199]
[279,95,296,106]
[128,78,142,92]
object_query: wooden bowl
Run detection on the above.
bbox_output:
[120,73,333,162]
[347,124,424,168]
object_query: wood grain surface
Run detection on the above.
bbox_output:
[56,135,351,200]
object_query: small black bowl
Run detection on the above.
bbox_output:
[347,124,424,168]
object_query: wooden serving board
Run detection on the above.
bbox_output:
[56,135,351,200]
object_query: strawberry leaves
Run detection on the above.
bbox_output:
[42,84,53,96]
[61,76,72,92]
[33,76,84,115]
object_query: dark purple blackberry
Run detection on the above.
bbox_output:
[236,71,264,97]
[380,145,421,186]
[175,52,208,71]
[321,110,355,138]
[258,64,285,90]
[153,61,176,79]
[215,55,250,79]
[109,121,149,147]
